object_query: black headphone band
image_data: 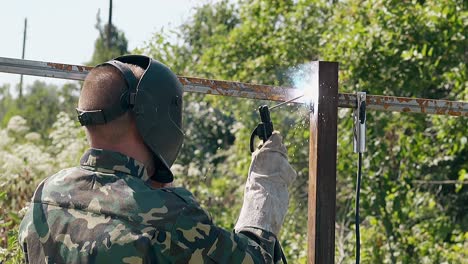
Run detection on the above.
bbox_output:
[76,60,139,126]
[102,60,138,105]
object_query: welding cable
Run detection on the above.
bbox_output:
[355,152,363,264]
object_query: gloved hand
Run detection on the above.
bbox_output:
[235,131,297,236]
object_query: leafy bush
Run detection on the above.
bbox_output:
[0,113,87,262]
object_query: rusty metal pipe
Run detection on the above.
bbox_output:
[0,57,466,117]
[338,93,467,117]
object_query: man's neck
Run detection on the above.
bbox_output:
[89,136,155,177]
[89,141,173,188]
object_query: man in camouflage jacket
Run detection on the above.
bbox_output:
[19,55,296,263]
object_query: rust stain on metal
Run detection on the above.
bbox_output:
[381,96,392,102]
[47,62,72,71]
[448,109,462,116]
[435,107,447,115]
[77,65,93,72]
[416,98,429,113]
[373,96,391,109]
[365,95,467,117]
[397,97,412,103]
[375,97,381,105]
[46,62,93,73]
[4,57,468,116]
[178,76,291,102]
[342,94,351,101]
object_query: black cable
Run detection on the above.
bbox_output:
[355,152,363,264]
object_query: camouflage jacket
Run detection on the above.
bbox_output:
[19,148,285,263]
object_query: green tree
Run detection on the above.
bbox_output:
[1,112,87,263]
[1,81,79,137]
[320,0,467,262]
[88,9,128,65]
[0,84,14,121]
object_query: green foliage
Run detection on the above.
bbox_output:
[0,84,14,121]
[0,191,22,264]
[0,113,87,262]
[320,1,467,262]
[0,81,79,137]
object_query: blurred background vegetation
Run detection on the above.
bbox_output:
[1,0,467,263]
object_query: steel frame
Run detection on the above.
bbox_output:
[1,57,467,263]
[1,57,466,117]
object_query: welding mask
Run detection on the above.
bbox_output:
[76,55,184,183]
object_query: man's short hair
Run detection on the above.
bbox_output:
[79,64,144,111]
[78,63,144,141]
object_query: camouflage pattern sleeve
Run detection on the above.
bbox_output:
[209,227,285,263]
[163,188,285,263]
[18,149,286,263]
[236,227,285,263]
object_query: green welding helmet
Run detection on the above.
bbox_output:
[76,55,184,183]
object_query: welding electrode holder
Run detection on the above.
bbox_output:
[250,105,274,153]
[353,92,366,153]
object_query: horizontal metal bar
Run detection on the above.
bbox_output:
[0,57,466,117]
[179,76,302,102]
[0,57,91,81]
[338,93,467,117]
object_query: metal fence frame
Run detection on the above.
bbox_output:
[1,57,467,263]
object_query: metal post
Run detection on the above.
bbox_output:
[19,18,27,100]
[107,0,113,49]
[308,61,338,263]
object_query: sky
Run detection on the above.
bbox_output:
[0,0,213,89]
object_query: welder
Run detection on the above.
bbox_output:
[19,55,297,263]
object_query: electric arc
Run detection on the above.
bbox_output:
[249,95,305,153]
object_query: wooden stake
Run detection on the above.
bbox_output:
[308,61,338,263]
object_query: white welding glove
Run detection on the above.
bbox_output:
[235,131,297,236]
